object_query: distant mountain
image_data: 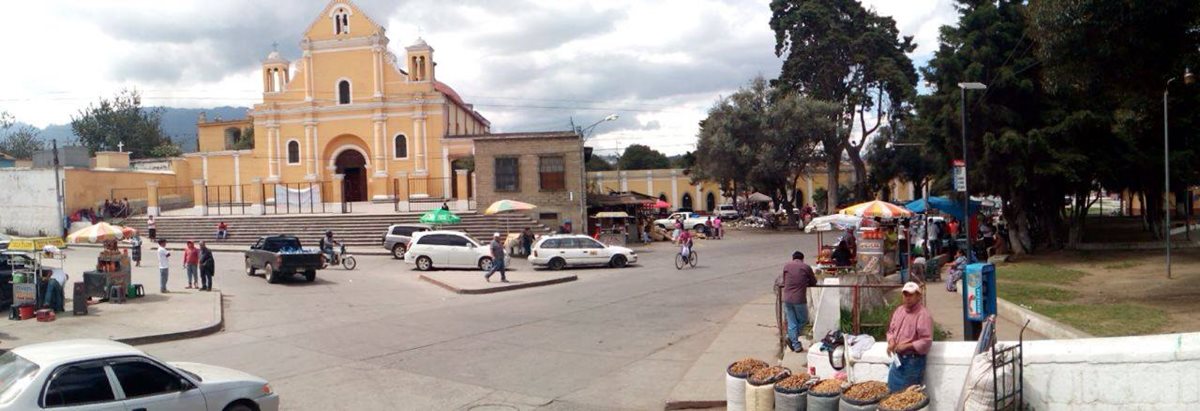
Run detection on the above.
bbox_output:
[15,106,250,152]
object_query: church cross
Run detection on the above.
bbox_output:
[117,141,124,153]
[272,42,279,52]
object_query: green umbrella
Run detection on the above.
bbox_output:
[419,208,461,225]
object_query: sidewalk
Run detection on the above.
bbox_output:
[1,247,224,350]
[1,291,222,350]
[665,293,792,409]
[922,280,1047,342]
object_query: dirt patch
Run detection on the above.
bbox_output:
[999,249,1200,335]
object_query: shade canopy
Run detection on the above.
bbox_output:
[484,199,538,215]
[839,200,913,218]
[419,208,462,225]
[594,211,631,218]
[651,199,671,209]
[905,196,981,222]
[804,214,862,233]
[67,222,130,244]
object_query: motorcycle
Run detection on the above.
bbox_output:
[322,244,357,270]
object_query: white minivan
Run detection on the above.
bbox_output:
[404,230,509,271]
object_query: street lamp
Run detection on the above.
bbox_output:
[1163,68,1194,280]
[577,114,619,234]
[958,82,986,261]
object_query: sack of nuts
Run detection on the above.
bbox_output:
[807,379,845,398]
[772,373,813,394]
[746,366,790,386]
[839,381,890,406]
[877,385,930,411]
[726,357,769,379]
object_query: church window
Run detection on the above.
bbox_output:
[287,140,300,164]
[394,134,408,158]
[223,127,241,150]
[333,8,350,35]
[338,80,351,104]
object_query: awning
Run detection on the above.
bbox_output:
[588,191,659,207]
[594,211,631,218]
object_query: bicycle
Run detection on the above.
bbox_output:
[674,247,698,269]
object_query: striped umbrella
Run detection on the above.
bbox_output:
[67,222,128,244]
[839,200,914,218]
[483,199,538,215]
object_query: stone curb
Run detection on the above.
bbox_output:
[664,400,726,410]
[996,296,1091,340]
[115,291,225,346]
[418,274,577,294]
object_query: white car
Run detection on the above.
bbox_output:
[715,204,740,220]
[0,339,278,411]
[404,230,510,271]
[529,234,638,270]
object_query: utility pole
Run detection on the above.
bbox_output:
[52,140,65,238]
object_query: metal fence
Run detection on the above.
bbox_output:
[156,184,195,213]
[408,176,451,200]
[263,181,332,215]
[203,184,251,216]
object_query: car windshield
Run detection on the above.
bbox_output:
[0,351,40,405]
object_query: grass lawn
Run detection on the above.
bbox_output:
[842,296,951,341]
[997,260,1170,336]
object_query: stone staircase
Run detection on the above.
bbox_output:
[123,211,555,249]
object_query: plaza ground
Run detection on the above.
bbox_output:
[5,229,1056,409]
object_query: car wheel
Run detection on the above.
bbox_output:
[264,263,279,284]
[392,244,406,259]
[416,256,433,271]
[245,260,255,276]
[548,258,566,271]
[304,269,316,282]
[693,224,705,232]
[479,256,494,271]
[610,254,628,268]
[656,224,666,230]
[223,401,256,411]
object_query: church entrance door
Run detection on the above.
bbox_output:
[335,149,368,202]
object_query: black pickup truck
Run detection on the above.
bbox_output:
[245,235,323,283]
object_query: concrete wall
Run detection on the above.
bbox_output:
[808,289,1200,410]
[0,168,60,236]
[62,168,181,213]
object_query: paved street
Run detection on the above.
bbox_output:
[127,230,815,410]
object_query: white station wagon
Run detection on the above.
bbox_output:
[404,230,509,271]
[529,234,638,270]
[0,339,279,411]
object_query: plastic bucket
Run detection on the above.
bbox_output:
[18,305,35,320]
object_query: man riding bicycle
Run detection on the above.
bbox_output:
[678,229,694,258]
[320,230,341,263]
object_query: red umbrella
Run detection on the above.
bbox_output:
[653,199,671,209]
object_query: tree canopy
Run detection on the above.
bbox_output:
[70,89,181,159]
[618,144,671,170]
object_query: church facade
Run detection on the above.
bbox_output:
[186,1,487,203]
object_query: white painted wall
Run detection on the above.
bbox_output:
[807,289,1200,410]
[0,169,60,236]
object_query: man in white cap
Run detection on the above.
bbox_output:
[886,281,933,392]
[485,232,508,282]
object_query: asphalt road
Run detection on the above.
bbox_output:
[139,230,816,410]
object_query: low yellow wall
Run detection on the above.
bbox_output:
[63,168,182,213]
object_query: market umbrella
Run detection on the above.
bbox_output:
[483,199,538,215]
[121,226,138,239]
[484,199,538,235]
[418,208,462,226]
[746,192,772,203]
[652,199,671,209]
[67,222,128,244]
[839,200,914,218]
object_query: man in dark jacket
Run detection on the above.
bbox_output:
[198,241,215,291]
[775,251,818,352]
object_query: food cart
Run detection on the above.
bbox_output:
[804,214,861,275]
[594,211,634,246]
[6,240,66,320]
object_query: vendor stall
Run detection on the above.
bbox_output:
[594,211,634,246]
[7,246,65,320]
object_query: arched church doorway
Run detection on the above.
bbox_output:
[335,149,368,202]
[681,193,693,210]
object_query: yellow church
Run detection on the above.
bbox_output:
[188,1,487,204]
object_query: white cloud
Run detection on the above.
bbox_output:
[0,0,957,155]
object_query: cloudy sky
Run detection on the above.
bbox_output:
[0,0,957,155]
